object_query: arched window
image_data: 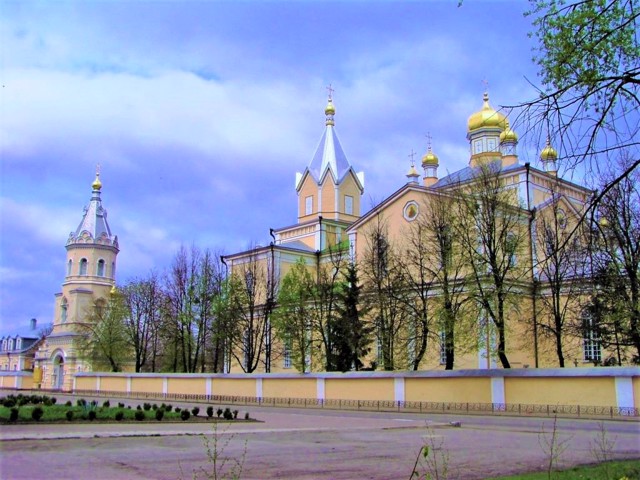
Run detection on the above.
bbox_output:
[61,298,68,323]
[67,259,73,276]
[97,259,105,277]
[79,258,88,275]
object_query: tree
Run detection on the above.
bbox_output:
[272,259,316,373]
[534,192,589,367]
[587,159,640,363]
[360,216,409,370]
[456,164,529,368]
[76,290,132,372]
[518,0,639,206]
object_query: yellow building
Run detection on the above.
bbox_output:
[224,92,613,374]
[0,319,43,372]
[34,172,119,390]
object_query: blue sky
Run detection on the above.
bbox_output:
[0,0,547,334]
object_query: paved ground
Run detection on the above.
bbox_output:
[1,397,639,480]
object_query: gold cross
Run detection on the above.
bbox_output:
[408,149,416,166]
[326,83,335,100]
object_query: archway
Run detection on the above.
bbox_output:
[52,353,65,390]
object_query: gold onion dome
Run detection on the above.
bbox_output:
[467,92,507,132]
[325,98,335,116]
[540,138,558,161]
[92,173,102,191]
[421,149,439,167]
[407,164,420,177]
[500,120,518,143]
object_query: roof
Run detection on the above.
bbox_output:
[432,160,523,189]
[67,181,118,248]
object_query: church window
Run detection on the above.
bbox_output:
[345,195,354,215]
[474,139,483,154]
[97,259,105,277]
[283,340,292,369]
[16,338,22,350]
[67,260,73,276]
[439,331,447,365]
[305,196,313,215]
[582,311,601,363]
[61,298,68,323]
[79,258,88,275]
[487,138,497,152]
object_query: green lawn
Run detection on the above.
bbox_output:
[490,459,640,480]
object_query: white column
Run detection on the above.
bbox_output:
[317,377,325,401]
[126,376,132,394]
[615,377,634,410]
[206,378,212,397]
[162,377,168,395]
[256,378,263,399]
[96,375,101,392]
[491,376,505,406]
[394,377,405,403]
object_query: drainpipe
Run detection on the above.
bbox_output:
[525,162,539,368]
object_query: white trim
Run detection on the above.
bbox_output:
[491,377,505,404]
[206,377,212,397]
[256,378,263,399]
[615,377,634,410]
[96,376,101,392]
[162,377,168,395]
[317,378,325,401]
[394,377,405,403]
[126,376,132,394]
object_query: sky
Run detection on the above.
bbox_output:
[0,0,549,335]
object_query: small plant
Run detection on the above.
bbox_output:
[136,405,142,410]
[51,397,57,404]
[115,411,124,421]
[244,412,250,420]
[66,410,74,421]
[31,406,44,421]
[181,409,191,421]
[91,400,98,407]
[232,410,239,420]
[410,425,450,480]
[88,410,97,421]
[155,408,165,421]
[31,395,42,404]
[166,404,173,412]
[175,407,182,413]
[43,398,53,407]
[103,400,110,408]
[18,396,29,406]
[192,406,200,417]
[118,402,125,408]
[152,403,158,410]
[216,408,223,418]
[127,405,132,409]
[539,414,572,480]
[207,406,214,418]
[65,400,72,407]
[77,399,87,407]
[134,410,145,421]
[9,407,19,422]
[223,408,233,420]
[190,422,248,480]
[143,402,151,411]
[3,398,16,408]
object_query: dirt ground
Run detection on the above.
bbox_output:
[1,402,639,479]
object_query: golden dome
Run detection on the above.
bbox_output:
[406,165,420,177]
[92,173,102,191]
[499,120,518,143]
[325,98,335,116]
[467,92,507,132]
[421,150,439,167]
[540,138,558,161]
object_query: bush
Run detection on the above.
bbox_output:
[134,410,145,421]
[65,400,72,407]
[31,407,44,421]
[127,405,132,409]
[136,405,142,410]
[103,400,110,408]
[118,402,125,408]
[18,396,30,406]
[9,407,19,422]
[223,408,233,420]
[217,408,223,418]
[152,403,158,410]
[233,410,239,419]
[88,410,97,421]
[175,407,181,413]
[143,402,151,411]
[165,404,173,412]
[66,411,74,421]
[244,412,250,420]
[91,400,98,407]
[191,406,200,417]
[207,406,214,418]
[77,399,86,407]
[31,395,42,404]
[180,409,191,421]
[115,411,124,421]
[155,409,164,421]
[51,397,57,405]
[3,398,16,408]
[43,399,53,407]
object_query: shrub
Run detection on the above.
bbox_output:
[88,410,97,421]
[31,395,42,404]
[118,402,125,408]
[31,406,44,421]
[65,400,72,407]
[77,399,86,407]
[155,409,164,421]
[103,400,110,408]
[43,399,53,407]
[127,406,132,409]
[51,397,57,405]
[244,412,250,420]
[66,411,74,421]
[223,408,233,420]
[134,410,145,421]
[115,411,124,421]
[175,407,181,413]
[18,396,29,406]
[136,405,142,410]
[191,406,200,417]
[9,407,19,422]
[90,400,98,407]
[165,404,173,412]
[152,403,158,410]
[143,402,151,411]
[3,398,16,408]
[180,409,191,421]
[207,406,214,418]
[233,410,239,419]
[217,408,223,418]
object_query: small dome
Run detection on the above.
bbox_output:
[406,165,420,177]
[421,150,439,167]
[92,173,102,191]
[499,120,518,143]
[325,98,335,116]
[540,138,558,161]
[467,92,507,132]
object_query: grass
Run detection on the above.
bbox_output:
[490,459,640,480]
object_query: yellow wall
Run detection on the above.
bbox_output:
[100,376,127,392]
[213,378,256,397]
[325,378,395,401]
[75,376,97,390]
[505,377,615,406]
[167,377,207,395]
[406,377,492,403]
[263,378,316,398]
[130,377,163,394]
